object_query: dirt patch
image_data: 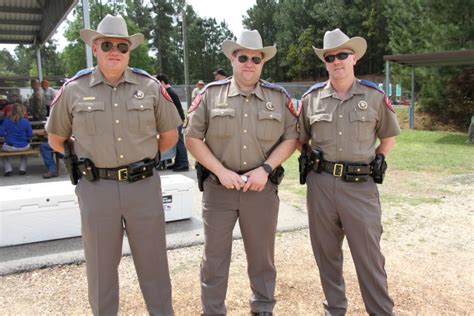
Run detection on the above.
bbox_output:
[0,174,473,315]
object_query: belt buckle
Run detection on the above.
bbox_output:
[118,168,128,181]
[333,163,344,177]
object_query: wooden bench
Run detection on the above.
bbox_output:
[0,148,40,158]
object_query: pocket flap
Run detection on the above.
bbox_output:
[210,108,235,117]
[310,113,332,124]
[74,101,105,112]
[127,99,154,111]
[349,111,376,122]
[258,111,282,121]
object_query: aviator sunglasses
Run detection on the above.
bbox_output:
[237,55,262,65]
[100,41,130,54]
[324,52,353,63]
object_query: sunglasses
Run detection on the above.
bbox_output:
[237,55,262,65]
[100,41,130,54]
[324,52,353,63]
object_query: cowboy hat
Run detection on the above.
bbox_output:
[313,28,367,62]
[80,14,144,50]
[222,30,276,62]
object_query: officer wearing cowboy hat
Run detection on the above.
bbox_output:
[185,30,299,315]
[298,28,400,315]
[46,14,181,315]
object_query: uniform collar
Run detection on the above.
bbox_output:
[89,67,138,87]
[321,79,364,99]
[227,77,265,101]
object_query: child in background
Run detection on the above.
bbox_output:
[0,103,33,176]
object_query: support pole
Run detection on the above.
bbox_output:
[83,0,93,68]
[385,60,390,95]
[35,44,43,81]
[410,67,415,129]
[182,7,190,107]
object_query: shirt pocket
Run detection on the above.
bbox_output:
[349,111,377,142]
[256,110,283,141]
[208,108,236,138]
[72,101,105,136]
[309,113,333,143]
[127,99,155,133]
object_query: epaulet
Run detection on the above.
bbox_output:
[302,81,326,98]
[188,78,231,113]
[131,67,174,102]
[359,79,395,113]
[260,80,300,118]
[50,68,93,107]
[64,68,93,86]
[131,67,159,83]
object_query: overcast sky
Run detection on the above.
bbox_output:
[0,0,256,53]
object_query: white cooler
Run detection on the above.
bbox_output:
[0,174,194,247]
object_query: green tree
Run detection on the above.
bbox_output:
[0,49,17,76]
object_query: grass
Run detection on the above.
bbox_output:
[278,129,473,204]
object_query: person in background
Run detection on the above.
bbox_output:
[298,28,399,315]
[213,68,226,81]
[156,74,189,171]
[28,79,46,121]
[185,30,298,316]
[41,79,57,116]
[466,115,473,144]
[192,80,205,99]
[0,103,33,176]
[40,138,62,179]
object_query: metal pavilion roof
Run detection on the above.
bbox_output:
[383,49,474,67]
[0,0,78,45]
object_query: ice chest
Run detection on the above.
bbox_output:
[0,175,194,247]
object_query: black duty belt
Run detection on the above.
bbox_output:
[95,158,156,182]
[318,160,371,183]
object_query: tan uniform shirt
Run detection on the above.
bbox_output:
[46,67,181,168]
[299,79,400,164]
[185,77,299,171]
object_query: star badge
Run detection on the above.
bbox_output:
[357,100,368,110]
[134,90,145,99]
[265,102,275,111]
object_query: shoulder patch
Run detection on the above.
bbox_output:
[188,94,202,113]
[302,81,326,98]
[359,79,395,113]
[51,68,93,107]
[160,85,173,103]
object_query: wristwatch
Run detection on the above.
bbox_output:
[262,163,273,174]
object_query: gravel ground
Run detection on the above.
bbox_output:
[1,172,473,315]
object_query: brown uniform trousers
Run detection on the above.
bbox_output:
[76,171,173,316]
[306,171,394,315]
[201,178,279,315]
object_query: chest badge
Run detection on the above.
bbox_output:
[134,90,145,99]
[357,100,368,110]
[82,96,96,101]
[265,102,275,111]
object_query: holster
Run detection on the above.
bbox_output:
[268,166,285,185]
[298,144,312,185]
[63,140,80,185]
[127,158,155,182]
[77,158,99,182]
[195,162,210,192]
[371,153,387,184]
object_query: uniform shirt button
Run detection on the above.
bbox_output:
[244,113,248,117]
[243,145,247,149]
[115,120,120,124]
[362,116,366,120]
[87,106,91,110]
[338,148,343,152]
[117,137,122,141]
[113,88,117,91]
[243,129,247,133]
[270,114,273,118]
[243,161,247,165]
[338,131,343,135]
[339,114,343,118]
[114,103,118,107]
[119,154,124,158]
[140,105,144,108]
[245,99,249,103]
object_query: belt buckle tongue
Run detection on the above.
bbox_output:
[118,168,128,181]
[333,163,344,177]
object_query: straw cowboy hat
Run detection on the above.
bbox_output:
[313,28,367,62]
[80,14,144,50]
[222,30,276,62]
